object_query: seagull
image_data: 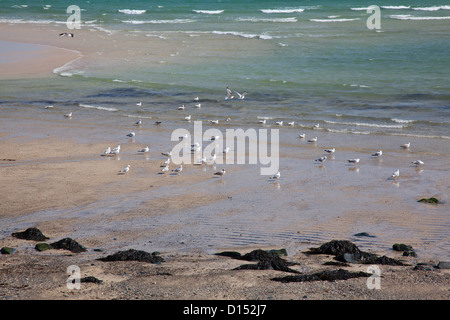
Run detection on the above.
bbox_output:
[194,96,199,101]
[211,135,220,141]
[372,150,382,157]
[199,157,207,164]
[59,32,74,37]
[172,165,182,174]
[259,119,266,125]
[223,147,230,153]
[103,147,111,156]
[195,103,201,108]
[209,154,217,163]
[44,105,53,109]
[179,134,188,140]
[64,112,72,118]
[391,169,400,179]
[178,105,185,110]
[119,164,131,174]
[271,171,281,180]
[135,119,142,126]
[136,102,142,106]
[161,151,172,157]
[308,137,317,143]
[324,148,335,154]
[225,87,234,100]
[348,158,360,164]
[154,121,162,125]
[234,91,247,100]
[185,115,191,121]
[299,133,306,139]
[161,165,169,173]
[127,132,136,137]
[287,121,295,126]
[191,145,201,152]
[226,118,231,122]
[313,123,320,129]
[316,156,327,163]
[214,169,226,177]
[163,158,171,165]
[411,160,424,166]
[210,120,219,124]
[401,142,410,149]
[138,146,149,153]
[276,121,283,126]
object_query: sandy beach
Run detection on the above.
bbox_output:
[1,20,449,303]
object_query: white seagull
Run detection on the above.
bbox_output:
[225,87,234,100]
[136,102,142,106]
[313,123,320,129]
[308,137,318,143]
[161,165,169,173]
[288,121,295,126]
[135,119,142,126]
[411,160,424,166]
[372,150,382,157]
[391,169,400,179]
[276,121,283,126]
[211,135,220,141]
[324,148,335,154]
[214,169,226,177]
[271,171,281,180]
[209,154,217,163]
[348,158,360,164]
[103,147,111,156]
[316,156,327,163]
[223,147,230,153]
[401,142,410,149]
[259,119,266,125]
[119,164,131,174]
[195,103,201,108]
[194,96,199,101]
[185,115,191,121]
[110,145,121,155]
[210,120,219,124]
[178,105,185,110]
[163,158,171,165]
[127,132,136,137]
[161,151,172,157]
[234,91,247,100]
[138,146,149,153]
[172,165,183,174]
[299,133,306,139]
[64,112,72,118]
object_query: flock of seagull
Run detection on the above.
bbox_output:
[64,87,425,182]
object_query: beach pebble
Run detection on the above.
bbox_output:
[0,247,16,255]
[437,262,450,269]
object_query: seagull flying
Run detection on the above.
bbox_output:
[234,91,247,100]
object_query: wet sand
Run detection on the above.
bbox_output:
[0,22,449,301]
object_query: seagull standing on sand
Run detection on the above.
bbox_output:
[223,147,230,154]
[401,142,410,149]
[103,147,111,156]
[161,151,172,157]
[391,169,400,179]
[172,165,182,174]
[288,121,295,126]
[308,137,318,143]
[185,115,191,121]
[348,158,360,164]
[214,169,226,177]
[138,146,149,153]
[127,132,136,137]
[372,150,382,157]
[324,148,335,154]
[276,121,283,126]
[412,160,424,166]
[299,133,306,139]
[316,156,327,163]
[64,112,72,118]
[271,171,281,180]
[110,145,120,155]
[163,158,171,165]
[135,119,142,126]
[259,119,266,125]
[211,120,219,124]
[161,165,169,173]
[119,164,131,174]
[313,123,320,129]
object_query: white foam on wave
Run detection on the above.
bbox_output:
[391,118,416,124]
[118,9,146,15]
[211,30,271,40]
[381,6,411,10]
[260,8,305,14]
[310,18,360,22]
[192,10,224,14]
[390,15,450,20]
[237,17,297,23]
[122,19,195,24]
[79,103,118,112]
[413,5,450,11]
[324,120,406,129]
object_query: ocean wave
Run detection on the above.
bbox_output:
[326,128,371,135]
[389,15,450,20]
[79,103,118,112]
[310,18,360,23]
[0,18,65,25]
[211,31,271,40]
[391,118,416,124]
[192,10,224,14]
[237,17,297,23]
[412,6,450,11]
[350,7,369,11]
[118,9,147,15]
[122,19,195,24]
[260,8,305,14]
[381,6,411,10]
[324,120,406,129]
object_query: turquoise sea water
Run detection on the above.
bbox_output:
[1,1,449,140]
